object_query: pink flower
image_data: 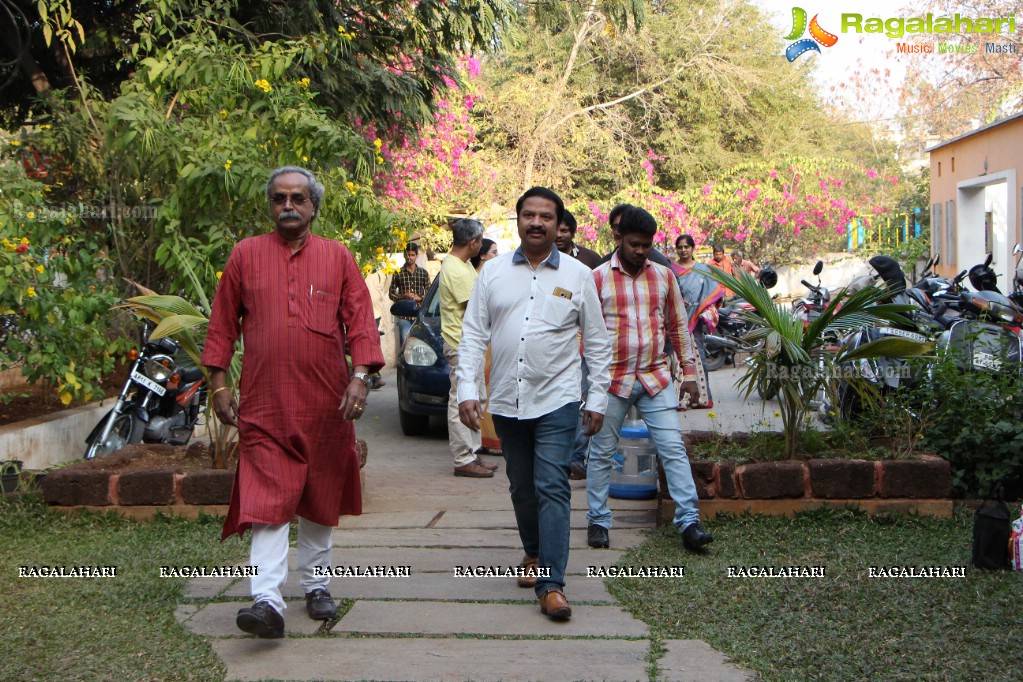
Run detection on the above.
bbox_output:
[865,168,878,179]
[702,185,713,197]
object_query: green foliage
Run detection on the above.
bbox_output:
[475,0,884,204]
[0,158,128,404]
[865,358,1023,498]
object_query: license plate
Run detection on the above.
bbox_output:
[879,327,928,343]
[131,368,166,396]
[972,352,1002,371]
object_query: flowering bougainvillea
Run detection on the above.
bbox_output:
[573,155,898,263]
[364,56,497,257]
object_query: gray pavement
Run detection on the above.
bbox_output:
[177,367,759,681]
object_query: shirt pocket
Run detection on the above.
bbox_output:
[540,294,576,329]
[306,290,340,336]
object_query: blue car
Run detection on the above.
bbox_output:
[396,279,450,435]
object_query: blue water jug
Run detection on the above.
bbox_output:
[609,421,658,500]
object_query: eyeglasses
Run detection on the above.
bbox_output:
[270,193,310,206]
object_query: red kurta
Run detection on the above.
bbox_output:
[202,231,384,539]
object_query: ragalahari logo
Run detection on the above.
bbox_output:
[784,7,838,61]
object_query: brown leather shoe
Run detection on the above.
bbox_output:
[517,555,539,588]
[475,456,499,471]
[454,460,494,478]
[539,589,572,620]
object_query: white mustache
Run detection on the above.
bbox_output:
[279,210,302,220]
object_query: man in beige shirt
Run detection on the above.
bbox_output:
[439,218,496,478]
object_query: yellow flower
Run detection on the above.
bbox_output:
[9,140,19,146]
[216,271,223,280]
[254,79,272,93]
[60,391,73,406]
[224,159,232,170]
[360,263,372,275]
[40,124,51,130]
[3,242,15,252]
[373,138,382,150]
[773,411,780,417]
[302,155,308,163]
[298,77,310,89]
[20,237,29,244]
[375,155,385,165]
[26,287,36,297]
[345,182,357,194]
[26,211,35,219]
[707,411,717,419]
[35,264,44,273]
[219,109,229,120]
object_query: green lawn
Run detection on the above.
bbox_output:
[0,495,245,681]
[610,506,1021,682]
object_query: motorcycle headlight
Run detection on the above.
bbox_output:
[402,337,438,367]
[144,355,175,382]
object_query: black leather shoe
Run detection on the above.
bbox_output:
[569,462,586,480]
[681,522,714,552]
[305,588,337,620]
[587,523,609,549]
[236,600,285,638]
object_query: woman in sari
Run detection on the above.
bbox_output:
[671,234,726,409]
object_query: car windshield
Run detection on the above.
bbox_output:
[422,282,441,319]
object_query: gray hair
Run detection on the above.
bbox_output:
[451,218,485,246]
[266,166,325,211]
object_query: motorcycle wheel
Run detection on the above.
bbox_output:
[693,324,726,372]
[84,412,144,459]
[703,346,727,372]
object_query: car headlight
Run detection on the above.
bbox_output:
[144,355,175,382]
[402,337,438,367]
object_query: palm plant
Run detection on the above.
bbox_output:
[705,269,932,458]
[117,280,241,469]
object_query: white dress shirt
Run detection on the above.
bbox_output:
[455,246,612,419]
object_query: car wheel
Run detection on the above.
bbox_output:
[399,406,430,436]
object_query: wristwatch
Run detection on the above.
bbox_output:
[351,372,370,385]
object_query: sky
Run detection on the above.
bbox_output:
[751,0,912,123]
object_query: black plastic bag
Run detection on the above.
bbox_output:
[972,485,1010,570]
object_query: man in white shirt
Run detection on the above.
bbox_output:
[456,187,612,621]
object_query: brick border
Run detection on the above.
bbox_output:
[42,440,368,511]
[655,456,951,523]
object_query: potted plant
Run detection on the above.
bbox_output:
[707,269,932,458]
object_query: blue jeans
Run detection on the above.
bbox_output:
[493,401,579,597]
[586,382,700,532]
[396,318,413,347]
[571,356,591,467]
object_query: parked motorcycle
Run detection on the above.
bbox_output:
[831,256,933,418]
[933,254,1023,375]
[702,266,778,371]
[1012,243,1023,311]
[84,322,207,459]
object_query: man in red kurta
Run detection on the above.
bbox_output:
[203,166,384,638]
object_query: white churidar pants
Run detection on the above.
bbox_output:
[249,517,332,612]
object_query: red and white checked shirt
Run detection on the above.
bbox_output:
[592,253,697,399]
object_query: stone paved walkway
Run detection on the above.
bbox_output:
[175,369,755,682]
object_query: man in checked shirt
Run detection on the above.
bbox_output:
[586,205,714,553]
